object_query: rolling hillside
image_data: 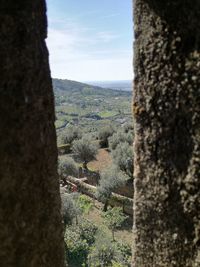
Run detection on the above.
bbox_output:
[53,78,131,97]
[53,78,132,139]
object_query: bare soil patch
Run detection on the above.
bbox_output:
[88,148,112,171]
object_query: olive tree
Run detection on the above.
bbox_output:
[61,126,82,145]
[109,130,133,150]
[98,125,115,148]
[72,137,98,169]
[61,193,81,226]
[58,157,78,179]
[111,142,133,179]
[96,166,127,211]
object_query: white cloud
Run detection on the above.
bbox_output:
[49,56,132,81]
[101,13,120,19]
[46,22,132,81]
[95,31,119,43]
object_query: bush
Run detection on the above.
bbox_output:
[64,219,97,266]
[88,229,115,267]
[72,137,98,168]
[78,219,98,245]
[98,125,115,148]
[65,225,89,265]
[114,242,132,266]
[123,122,134,133]
[58,157,78,178]
[77,194,94,215]
[61,126,82,145]
[111,142,133,179]
[108,131,133,150]
[96,166,127,211]
[61,193,81,225]
[88,229,131,267]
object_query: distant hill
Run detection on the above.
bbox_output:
[86,80,132,92]
[53,78,132,132]
[52,78,131,97]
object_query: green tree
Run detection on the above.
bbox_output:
[98,125,115,148]
[61,126,82,145]
[72,137,98,169]
[58,157,78,179]
[102,207,127,241]
[88,229,131,267]
[61,193,81,226]
[65,225,89,266]
[79,219,97,245]
[64,219,97,266]
[111,142,133,179]
[61,193,95,227]
[77,194,94,215]
[108,130,133,150]
[88,229,116,267]
[96,166,127,211]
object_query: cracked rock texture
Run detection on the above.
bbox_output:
[0,1,65,267]
[133,0,200,266]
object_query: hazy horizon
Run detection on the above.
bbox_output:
[53,77,132,82]
[52,77,132,91]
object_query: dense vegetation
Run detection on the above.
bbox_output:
[61,193,131,267]
[55,79,133,266]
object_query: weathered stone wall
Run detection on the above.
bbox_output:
[0,1,65,267]
[133,0,200,266]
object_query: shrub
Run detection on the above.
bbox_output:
[114,242,132,266]
[72,137,98,168]
[61,193,81,226]
[78,219,97,245]
[61,126,82,145]
[108,131,133,150]
[65,225,89,265]
[123,122,134,133]
[77,194,94,215]
[98,125,115,148]
[64,219,97,266]
[88,229,115,267]
[88,229,131,267]
[111,142,133,179]
[96,166,127,211]
[58,157,78,178]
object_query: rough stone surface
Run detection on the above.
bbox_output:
[0,1,65,267]
[133,0,200,266]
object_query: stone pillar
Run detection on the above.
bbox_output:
[0,1,65,267]
[133,0,200,266]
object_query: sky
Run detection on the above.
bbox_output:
[46,0,133,82]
